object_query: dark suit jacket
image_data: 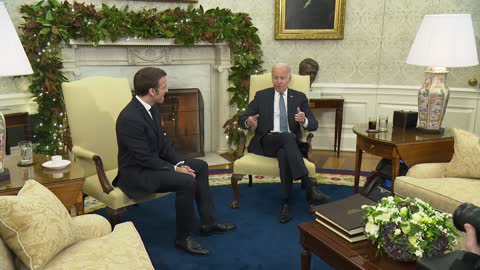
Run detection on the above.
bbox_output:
[113,97,182,199]
[451,252,480,270]
[238,88,318,155]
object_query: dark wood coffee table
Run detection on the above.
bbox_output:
[298,221,416,270]
[0,154,85,215]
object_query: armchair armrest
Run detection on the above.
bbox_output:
[72,145,96,160]
[72,145,115,194]
[305,133,314,162]
[72,214,112,241]
[405,163,449,179]
[233,131,247,159]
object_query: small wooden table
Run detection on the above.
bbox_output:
[309,98,344,157]
[299,221,416,270]
[352,124,454,194]
[0,154,85,215]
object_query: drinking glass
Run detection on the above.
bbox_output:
[368,117,377,130]
[379,115,388,132]
[18,141,33,165]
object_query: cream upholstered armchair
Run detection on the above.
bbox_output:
[62,76,168,225]
[230,73,316,208]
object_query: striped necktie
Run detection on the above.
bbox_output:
[279,93,288,132]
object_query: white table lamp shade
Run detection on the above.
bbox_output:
[406,14,478,68]
[0,2,33,76]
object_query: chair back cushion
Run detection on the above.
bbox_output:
[248,73,310,102]
[445,127,480,179]
[62,77,132,177]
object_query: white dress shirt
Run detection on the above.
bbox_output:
[272,89,308,132]
[135,95,152,119]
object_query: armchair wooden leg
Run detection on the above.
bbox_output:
[248,175,253,187]
[230,174,244,209]
[106,207,127,228]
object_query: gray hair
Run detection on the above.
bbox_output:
[272,63,292,76]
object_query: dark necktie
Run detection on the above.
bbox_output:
[149,107,159,130]
[279,93,288,132]
[149,107,155,120]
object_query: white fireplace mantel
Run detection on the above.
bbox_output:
[62,38,232,154]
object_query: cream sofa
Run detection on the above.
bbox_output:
[0,218,154,270]
[0,180,154,270]
[395,162,480,214]
[394,162,480,250]
[395,128,480,214]
[394,128,480,249]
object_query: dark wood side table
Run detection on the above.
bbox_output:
[4,112,31,155]
[352,124,454,194]
[299,221,416,270]
[309,98,344,157]
[0,154,85,215]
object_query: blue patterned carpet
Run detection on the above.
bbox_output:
[94,182,355,270]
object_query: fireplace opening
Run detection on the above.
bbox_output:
[157,88,204,158]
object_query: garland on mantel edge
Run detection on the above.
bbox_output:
[20,0,263,155]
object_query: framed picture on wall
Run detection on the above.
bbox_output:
[275,0,346,40]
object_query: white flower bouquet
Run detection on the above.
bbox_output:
[362,196,458,261]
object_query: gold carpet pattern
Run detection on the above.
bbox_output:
[209,171,366,187]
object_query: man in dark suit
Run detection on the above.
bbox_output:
[114,67,235,256]
[238,63,329,224]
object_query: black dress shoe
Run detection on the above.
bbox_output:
[307,186,330,203]
[200,223,236,235]
[279,204,293,223]
[175,236,210,255]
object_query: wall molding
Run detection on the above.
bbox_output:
[309,82,480,152]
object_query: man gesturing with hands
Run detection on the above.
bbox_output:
[239,63,329,223]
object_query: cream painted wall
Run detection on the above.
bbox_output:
[2,0,480,91]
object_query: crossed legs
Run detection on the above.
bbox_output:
[261,132,329,223]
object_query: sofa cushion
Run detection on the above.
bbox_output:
[0,180,78,270]
[394,176,480,214]
[83,168,168,210]
[233,153,316,177]
[43,222,154,270]
[405,163,449,179]
[445,128,480,179]
[0,238,16,270]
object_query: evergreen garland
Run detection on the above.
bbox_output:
[20,0,263,154]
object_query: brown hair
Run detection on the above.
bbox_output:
[133,67,167,96]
